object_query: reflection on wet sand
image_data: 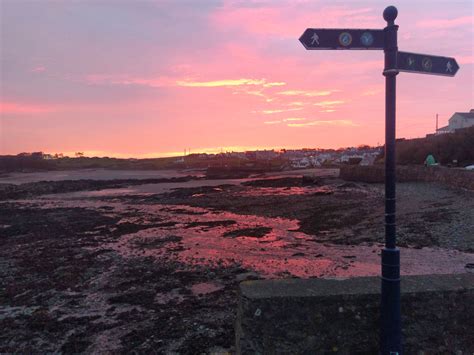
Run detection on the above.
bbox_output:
[29,197,473,279]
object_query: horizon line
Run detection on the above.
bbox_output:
[3,144,387,160]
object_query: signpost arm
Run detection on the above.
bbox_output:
[381,6,402,355]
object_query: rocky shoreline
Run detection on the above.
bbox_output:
[1,172,473,353]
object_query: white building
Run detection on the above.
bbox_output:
[437,109,474,133]
[360,153,378,166]
[290,157,311,169]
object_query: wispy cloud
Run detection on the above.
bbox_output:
[277,90,337,97]
[416,16,474,29]
[31,66,46,73]
[259,107,303,114]
[85,74,174,87]
[210,3,378,38]
[361,89,380,96]
[312,100,345,113]
[287,101,306,107]
[177,78,265,87]
[85,75,286,90]
[234,89,266,98]
[287,120,358,128]
[177,78,286,88]
[314,100,345,108]
[0,101,57,114]
[263,82,286,88]
[283,117,306,122]
[263,117,307,125]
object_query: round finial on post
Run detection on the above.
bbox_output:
[383,6,398,25]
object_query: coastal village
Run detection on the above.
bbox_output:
[178,108,474,170]
[177,146,382,169]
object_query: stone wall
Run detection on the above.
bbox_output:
[339,165,474,190]
[235,274,474,354]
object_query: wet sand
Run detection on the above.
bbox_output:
[1,169,473,353]
[0,168,205,185]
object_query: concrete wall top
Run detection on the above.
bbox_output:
[240,273,474,299]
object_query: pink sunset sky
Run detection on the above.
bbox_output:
[1,0,473,158]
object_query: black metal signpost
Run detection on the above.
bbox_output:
[299,5,459,354]
[397,51,459,76]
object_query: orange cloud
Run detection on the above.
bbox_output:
[177,78,265,87]
[260,108,303,114]
[233,89,265,98]
[277,90,337,97]
[314,100,345,108]
[283,118,306,122]
[177,78,286,88]
[362,89,381,96]
[84,75,287,91]
[263,82,286,88]
[287,120,358,127]
[263,117,307,125]
[287,101,306,106]
[313,100,345,112]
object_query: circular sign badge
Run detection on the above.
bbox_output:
[360,32,374,46]
[422,57,433,71]
[339,32,353,47]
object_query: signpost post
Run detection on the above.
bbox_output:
[299,5,459,354]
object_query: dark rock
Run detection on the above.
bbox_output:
[223,227,272,238]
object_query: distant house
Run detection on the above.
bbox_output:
[290,157,310,169]
[255,150,278,160]
[360,153,378,166]
[434,126,451,135]
[437,109,474,133]
[245,151,257,160]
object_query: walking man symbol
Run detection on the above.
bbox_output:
[311,32,320,45]
[446,61,453,73]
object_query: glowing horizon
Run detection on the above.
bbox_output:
[1,1,473,157]
[39,143,372,160]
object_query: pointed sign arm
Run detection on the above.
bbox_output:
[397,51,459,77]
[299,28,385,50]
